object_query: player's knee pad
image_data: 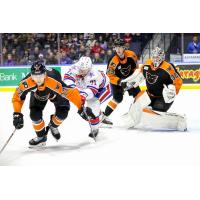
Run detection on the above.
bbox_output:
[30,108,42,121]
[55,106,69,120]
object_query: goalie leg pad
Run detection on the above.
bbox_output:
[120,91,151,128]
[141,108,187,131]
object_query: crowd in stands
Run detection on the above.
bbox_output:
[0,33,152,66]
[186,36,200,53]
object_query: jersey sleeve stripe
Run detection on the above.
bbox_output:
[87,86,98,95]
[64,74,75,82]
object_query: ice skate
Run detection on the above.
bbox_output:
[29,135,47,148]
[49,124,61,141]
[88,129,99,140]
[100,113,113,128]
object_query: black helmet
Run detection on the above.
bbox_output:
[31,61,46,75]
[114,38,125,47]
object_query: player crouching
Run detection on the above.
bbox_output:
[120,47,187,131]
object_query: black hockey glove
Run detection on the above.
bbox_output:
[78,107,95,121]
[85,107,96,119]
[121,82,127,90]
[118,80,127,90]
[13,112,24,129]
[78,106,88,121]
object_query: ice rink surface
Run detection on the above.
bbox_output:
[0,89,200,200]
[0,89,199,166]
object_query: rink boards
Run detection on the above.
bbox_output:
[0,63,199,92]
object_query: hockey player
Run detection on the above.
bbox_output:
[63,56,112,139]
[120,47,187,131]
[12,61,89,146]
[102,38,141,125]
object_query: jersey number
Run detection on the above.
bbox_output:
[90,80,97,85]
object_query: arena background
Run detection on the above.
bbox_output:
[0,33,200,91]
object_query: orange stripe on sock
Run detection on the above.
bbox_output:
[52,115,63,126]
[108,100,118,110]
[33,120,45,132]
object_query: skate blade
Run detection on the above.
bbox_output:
[88,135,97,143]
[51,134,61,142]
[99,123,113,129]
[29,142,46,149]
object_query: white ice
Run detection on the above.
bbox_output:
[0,89,199,166]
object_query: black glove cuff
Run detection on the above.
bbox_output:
[13,112,23,117]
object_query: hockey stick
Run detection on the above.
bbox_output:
[0,128,17,154]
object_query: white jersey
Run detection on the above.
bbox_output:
[63,65,110,100]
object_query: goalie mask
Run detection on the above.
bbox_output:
[151,47,165,69]
[31,61,46,86]
[77,56,92,76]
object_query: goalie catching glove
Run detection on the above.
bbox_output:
[162,84,176,103]
[121,68,144,90]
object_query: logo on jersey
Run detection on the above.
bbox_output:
[120,65,131,76]
[61,87,68,98]
[146,72,158,84]
[17,87,23,96]
[107,68,115,75]
[22,81,28,88]
[170,72,179,81]
[111,62,116,68]
[55,83,60,90]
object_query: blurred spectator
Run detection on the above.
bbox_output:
[124,33,133,44]
[46,52,57,65]
[91,41,102,54]
[4,54,15,66]
[86,33,96,48]
[60,51,73,64]
[38,53,46,64]
[2,47,8,61]
[0,33,152,66]
[19,49,30,65]
[78,45,86,58]
[99,49,106,62]
[187,36,200,53]
[98,35,108,50]
[92,52,104,64]
[105,49,113,61]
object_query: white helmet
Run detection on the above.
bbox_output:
[78,56,92,76]
[151,47,165,68]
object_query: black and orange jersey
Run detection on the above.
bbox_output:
[12,69,83,112]
[106,50,138,85]
[142,59,183,97]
